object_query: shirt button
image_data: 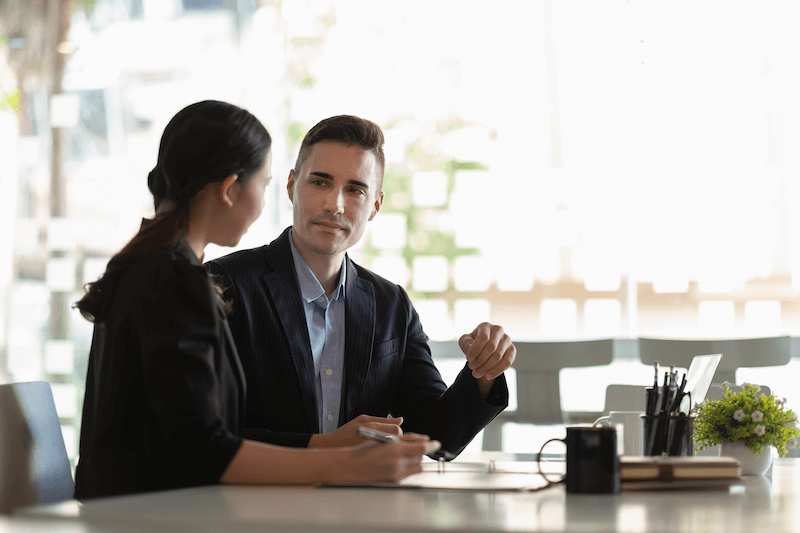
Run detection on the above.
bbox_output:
[326,368,333,376]
[328,414,334,422]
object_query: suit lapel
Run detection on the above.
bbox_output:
[341,258,375,423]
[263,229,320,432]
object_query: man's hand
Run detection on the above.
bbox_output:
[459,322,516,398]
[308,414,404,448]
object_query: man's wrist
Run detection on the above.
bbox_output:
[477,376,496,399]
[476,373,508,406]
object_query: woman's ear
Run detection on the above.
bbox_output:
[220,174,239,207]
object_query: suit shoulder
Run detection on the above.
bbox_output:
[352,263,410,303]
[205,245,270,279]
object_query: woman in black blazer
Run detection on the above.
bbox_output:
[74,101,438,499]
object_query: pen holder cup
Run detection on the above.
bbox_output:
[642,415,694,457]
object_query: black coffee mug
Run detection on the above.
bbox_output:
[538,426,621,494]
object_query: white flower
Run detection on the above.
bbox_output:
[775,397,786,409]
[752,410,764,423]
[720,381,731,389]
[690,402,701,416]
[754,425,766,436]
[741,382,762,392]
[788,438,798,449]
[733,410,747,422]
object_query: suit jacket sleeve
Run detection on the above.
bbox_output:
[388,289,509,457]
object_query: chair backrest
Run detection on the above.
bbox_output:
[512,339,615,424]
[0,381,74,514]
[427,340,461,360]
[637,336,791,385]
[602,384,649,415]
[705,384,771,403]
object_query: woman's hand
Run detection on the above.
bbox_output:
[339,435,441,482]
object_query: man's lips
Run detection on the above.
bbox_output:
[315,221,346,230]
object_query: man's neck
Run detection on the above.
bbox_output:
[308,258,343,299]
[292,244,345,298]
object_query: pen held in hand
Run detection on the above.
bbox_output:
[357,426,455,460]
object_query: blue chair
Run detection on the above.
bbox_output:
[0,381,74,513]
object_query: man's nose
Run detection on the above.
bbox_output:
[323,188,345,214]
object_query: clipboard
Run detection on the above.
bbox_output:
[319,461,556,492]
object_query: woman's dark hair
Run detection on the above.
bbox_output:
[75,100,271,322]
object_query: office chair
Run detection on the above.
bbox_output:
[638,336,791,385]
[602,384,649,416]
[481,339,615,451]
[0,381,74,514]
[427,340,461,361]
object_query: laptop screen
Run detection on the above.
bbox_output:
[679,353,723,413]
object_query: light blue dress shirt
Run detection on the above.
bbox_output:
[289,231,346,434]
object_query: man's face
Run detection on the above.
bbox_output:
[287,141,384,263]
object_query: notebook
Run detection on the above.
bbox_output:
[621,456,743,491]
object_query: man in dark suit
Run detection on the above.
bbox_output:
[206,115,515,457]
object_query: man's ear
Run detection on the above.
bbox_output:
[368,191,385,221]
[220,174,239,207]
[286,169,296,204]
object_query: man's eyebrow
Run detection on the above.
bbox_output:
[308,171,370,190]
[348,179,370,190]
[309,171,334,180]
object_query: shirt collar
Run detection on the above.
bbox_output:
[289,229,346,304]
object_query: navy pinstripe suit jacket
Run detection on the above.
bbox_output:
[205,227,507,456]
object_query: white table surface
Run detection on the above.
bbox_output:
[11,456,800,533]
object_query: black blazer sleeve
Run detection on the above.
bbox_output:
[135,256,244,477]
[361,278,508,457]
[76,245,244,499]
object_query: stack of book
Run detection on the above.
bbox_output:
[621,456,743,490]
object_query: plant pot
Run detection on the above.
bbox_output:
[719,440,774,475]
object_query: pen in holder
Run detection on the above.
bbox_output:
[643,414,694,457]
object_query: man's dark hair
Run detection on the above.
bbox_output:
[294,115,385,189]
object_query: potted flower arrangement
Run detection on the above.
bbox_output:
[693,382,800,475]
